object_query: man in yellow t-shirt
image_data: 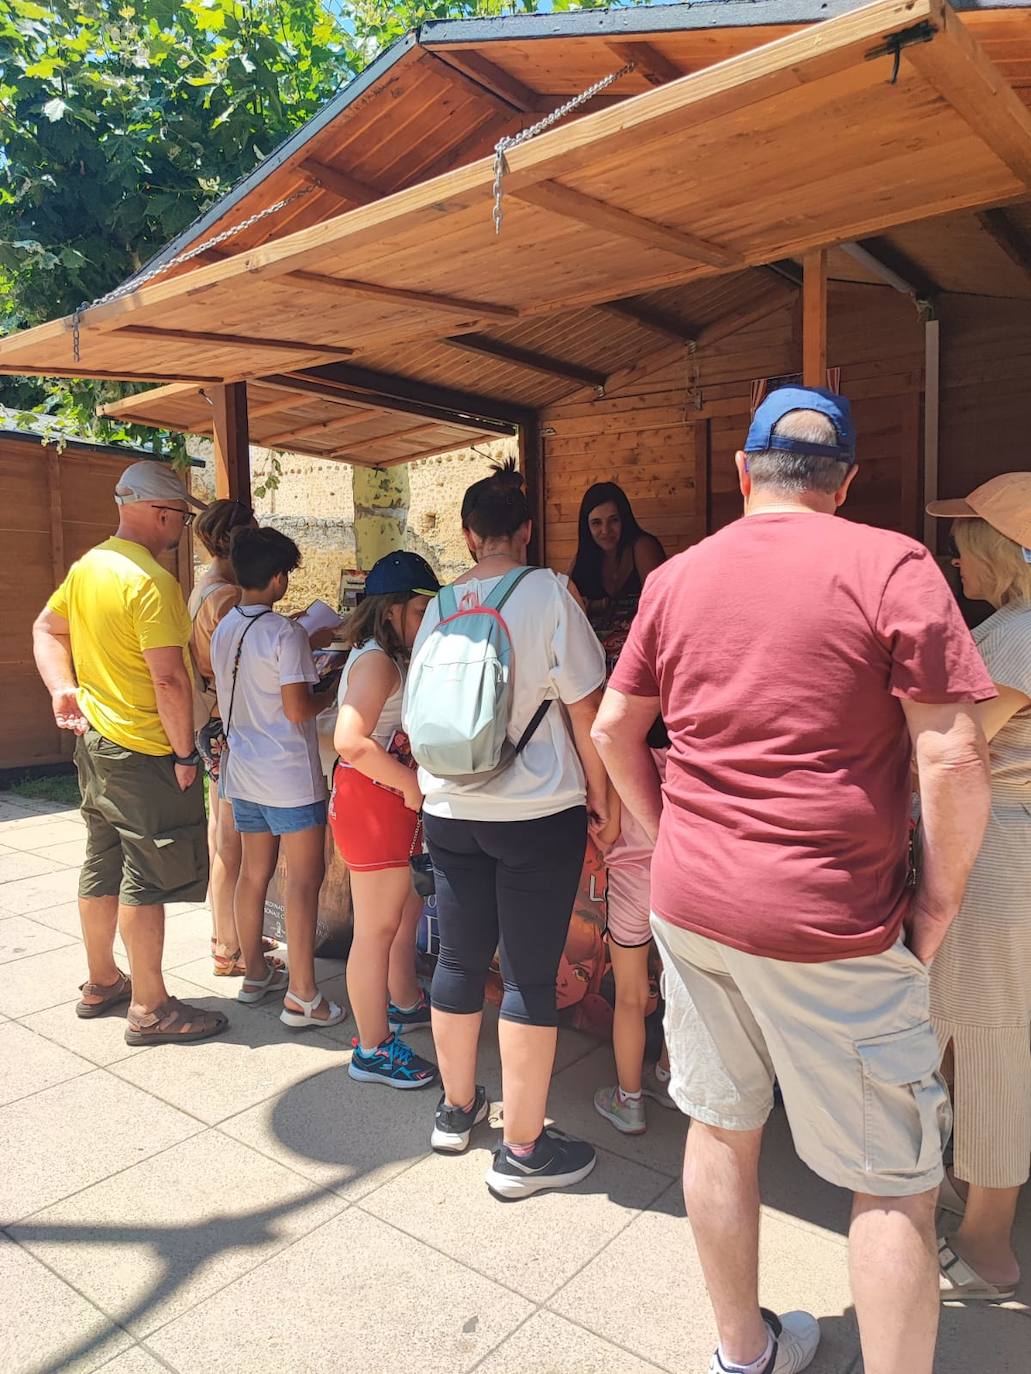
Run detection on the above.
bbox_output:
[33,462,228,1047]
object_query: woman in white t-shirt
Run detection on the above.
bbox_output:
[407,462,611,1199]
[330,551,440,1090]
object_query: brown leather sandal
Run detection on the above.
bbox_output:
[124,997,229,1046]
[76,971,132,1020]
[211,936,280,976]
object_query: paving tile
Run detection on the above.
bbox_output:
[0,820,91,851]
[0,801,82,825]
[0,1070,201,1224]
[0,1019,94,1105]
[361,1138,669,1302]
[0,940,99,1017]
[546,1042,687,1178]
[116,904,215,973]
[0,865,84,914]
[110,1004,346,1125]
[219,1054,437,1201]
[145,1207,532,1374]
[0,913,77,963]
[0,849,69,883]
[31,837,90,866]
[476,1310,671,1374]
[23,898,85,939]
[12,1129,346,1338]
[0,1232,133,1374]
[90,1349,170,1374]
[549,1181,859,1374]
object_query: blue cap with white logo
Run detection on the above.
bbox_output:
[743,386,856,462]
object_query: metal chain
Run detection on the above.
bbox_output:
[492,62,634,235]
[71,184,315,362]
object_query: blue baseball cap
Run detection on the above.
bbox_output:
[363,551,440,598]
[743,386,856,461]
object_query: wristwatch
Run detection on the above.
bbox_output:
[172,750,201,767]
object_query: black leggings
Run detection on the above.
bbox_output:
[425,806,587,1027]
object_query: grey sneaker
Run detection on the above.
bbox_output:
[708,1309,820,1374]
[593,1085,646,1135]
[642,1063,678,1111]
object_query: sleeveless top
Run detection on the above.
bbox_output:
[336,639,410,762]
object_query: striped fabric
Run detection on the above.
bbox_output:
[929,599,1031,1190]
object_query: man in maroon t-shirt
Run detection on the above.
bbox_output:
[594,388,994,1374]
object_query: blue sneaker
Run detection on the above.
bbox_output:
[388,989,432,1033]
[348,1032,438,1089]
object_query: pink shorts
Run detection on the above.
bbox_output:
[605,750,666,948]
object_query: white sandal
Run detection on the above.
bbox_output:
[238,962,289,1004]
[279,990,346,1030]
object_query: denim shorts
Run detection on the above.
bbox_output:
[230,797,328,835]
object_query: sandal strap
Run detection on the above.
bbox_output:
[129,997,223,1035]
[938,1241,981,1289]
[78,972,129,999]
[285,991,323,1016]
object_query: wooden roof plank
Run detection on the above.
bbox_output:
[595,299,698,343]
[119,325,354,362]
[906,0,1031,185]
[511,179,741,267]
[977,205,1031,273]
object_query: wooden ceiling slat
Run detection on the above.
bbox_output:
[285,270,519,321]
[260,408,375,447]
[977,206,1031,276]
[597,299,698,343]
[119,325,354,361]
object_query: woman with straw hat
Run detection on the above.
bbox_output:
[926,472,1031,1302]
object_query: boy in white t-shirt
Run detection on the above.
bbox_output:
[210,526,344,1031]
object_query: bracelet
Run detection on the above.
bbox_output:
[172,750,201,767]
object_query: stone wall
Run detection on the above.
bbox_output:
[190,437,513,611]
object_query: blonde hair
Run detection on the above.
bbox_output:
[954,517,1031,608]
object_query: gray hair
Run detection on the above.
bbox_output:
[747,410,852,495]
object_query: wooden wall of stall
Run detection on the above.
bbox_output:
[0,433,192,772]
[540,281,927,571]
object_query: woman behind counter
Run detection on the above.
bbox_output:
[570,483,665,676]
[926,472,1031,1303]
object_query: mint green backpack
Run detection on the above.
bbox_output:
[403,567,550,785]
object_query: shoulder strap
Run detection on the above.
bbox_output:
[189,578,227,620]
[437,584,458,620]
[225,608,272,734]
[486,565,537,613]
[513,698,551,756]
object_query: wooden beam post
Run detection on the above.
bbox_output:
[802,249,828,387]
[520,416,545,567]
[922,318,941,551]
[210,382,251,506]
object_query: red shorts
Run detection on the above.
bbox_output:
[328,762,419,872]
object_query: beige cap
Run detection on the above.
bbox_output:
[926,472,1031,549]
[114,461,204,509]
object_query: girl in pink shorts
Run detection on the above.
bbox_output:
[594,748,676,1136]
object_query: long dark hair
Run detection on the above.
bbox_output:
[570,482,650,600]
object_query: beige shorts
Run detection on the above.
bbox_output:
[651,917,951,1197]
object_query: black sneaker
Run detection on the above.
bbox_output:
[388,989,432,1033]
[431,1086,490,1153]
[485,1126,597,1200]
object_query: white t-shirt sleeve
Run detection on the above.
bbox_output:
[548,576,606,704]
[277,621,319,687]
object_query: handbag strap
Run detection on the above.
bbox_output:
[409,814,424,859]
[226,607,271,735]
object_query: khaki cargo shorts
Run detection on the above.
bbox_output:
[75,729,209,907]
[651,916,951,1197]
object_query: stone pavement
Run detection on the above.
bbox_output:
[0,790,1028,1374]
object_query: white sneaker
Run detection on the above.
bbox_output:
[708,1310,820,1374]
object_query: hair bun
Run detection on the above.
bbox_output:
[489,456,524,491]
